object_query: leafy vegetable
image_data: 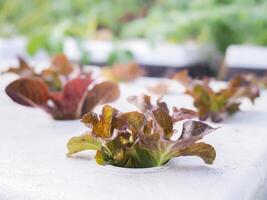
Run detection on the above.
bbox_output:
[4,54,77,91]
[5,76,120,120]
[1,1,267,55]
[174,70,260,122]
[147,82,170,95]
[67,94,217,168]
[4,57,36,77]
[101,62,145,82]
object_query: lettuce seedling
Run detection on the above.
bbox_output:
[174,70,260,123]
[102,62,145,82]
[67,94,217,168]
[5,75,120,120]
[4,54,78,91]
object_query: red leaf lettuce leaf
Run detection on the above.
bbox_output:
[3,57,36,77]
[5,76,120,120]
[6,77,49,106]
[3,54,76,91]
[173,70,260,123]
[67,94,216,168]
[102,62,145,82]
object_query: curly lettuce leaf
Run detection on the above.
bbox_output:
[174,71,260,123]
[67,133,101,156]
[81,105,118,138]
[67,95,217,168]
[179,142,216,165]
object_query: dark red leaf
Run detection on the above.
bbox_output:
[5,78,49,106]
[82,81,120,115]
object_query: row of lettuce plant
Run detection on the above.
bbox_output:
[3,55,262,168]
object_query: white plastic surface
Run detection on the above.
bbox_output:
[0,37,211,67]
[79,39,212,67]
[225,45,267,69]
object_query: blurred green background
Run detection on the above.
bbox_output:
[0,0,267,55]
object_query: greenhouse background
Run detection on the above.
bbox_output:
[1,0,267,77]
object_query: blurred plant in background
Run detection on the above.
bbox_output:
[0,0,153,56]
[0,0,267,56]
[122,0,267,52]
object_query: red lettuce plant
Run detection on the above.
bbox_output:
[173,70,260,123]
[5,75,120,120]
[4,54,78,91]
[102,62,145,82]
[4,57,36,77]
[147,82,170,95]
[67,94,217,168]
